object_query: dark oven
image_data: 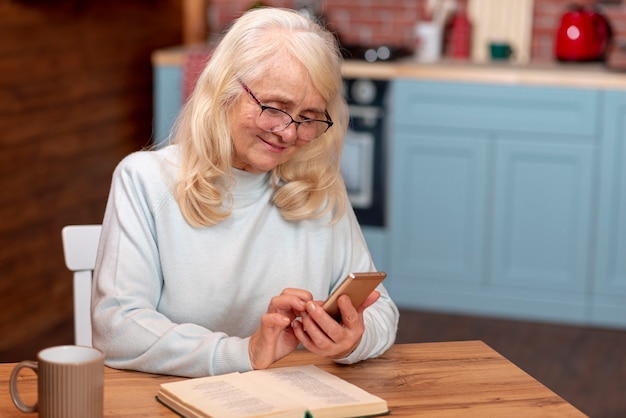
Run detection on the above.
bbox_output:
[340,78,389,227]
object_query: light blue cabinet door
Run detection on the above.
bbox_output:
[592,91,626,328]
[487,138,592,322]
[389,129,490,307]
[490,138,594,293]
[153,64,183,146]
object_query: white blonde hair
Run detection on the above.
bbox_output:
[171,7,349,227]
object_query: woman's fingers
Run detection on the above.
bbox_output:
[249,313,293,370]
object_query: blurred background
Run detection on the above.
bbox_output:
[2,1,625,417]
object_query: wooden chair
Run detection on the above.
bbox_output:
[61,225,102,347]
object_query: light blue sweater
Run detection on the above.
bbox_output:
[92,145,398,377]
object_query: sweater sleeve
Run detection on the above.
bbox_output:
[91,152,253,377]
[330,208,399,364]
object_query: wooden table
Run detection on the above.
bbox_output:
[1,341,585,417]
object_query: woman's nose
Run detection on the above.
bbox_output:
[277,122,298,143]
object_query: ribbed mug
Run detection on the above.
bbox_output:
[10,345,104,418]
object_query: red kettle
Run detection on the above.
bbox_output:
[555,5,612,62]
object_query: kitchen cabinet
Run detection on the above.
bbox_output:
[153,58,182,146]
[152,46,626,328]
[388,79,602,326]
[592,91,626,328]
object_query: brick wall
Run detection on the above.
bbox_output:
[0,0,181,358]
[207,0,626,62]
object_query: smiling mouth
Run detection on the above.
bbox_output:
[259,136,286,153]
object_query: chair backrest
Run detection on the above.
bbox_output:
[61,225,102,347]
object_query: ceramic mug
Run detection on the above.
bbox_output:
[489,42,514,60]
[415,22,443,62]
[10,345,104,418]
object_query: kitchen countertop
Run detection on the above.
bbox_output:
[152,45,626,90]
[344,59,626,90]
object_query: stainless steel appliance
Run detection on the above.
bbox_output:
[340,78,389,227]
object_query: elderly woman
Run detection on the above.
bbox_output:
[91,7,398,378]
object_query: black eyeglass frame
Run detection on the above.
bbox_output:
[240,81,333,140]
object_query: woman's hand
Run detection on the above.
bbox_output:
[248,288,312,370]
[292,290,380,359]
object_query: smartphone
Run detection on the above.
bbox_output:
[322,272,387,321]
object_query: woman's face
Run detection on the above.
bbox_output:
[229,56,328,173]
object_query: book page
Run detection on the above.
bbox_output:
[247,365,388,416]
[159,372,305,418]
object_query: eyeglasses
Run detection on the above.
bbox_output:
[240,81,333,141]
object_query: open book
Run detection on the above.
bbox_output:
[156,364,389,418]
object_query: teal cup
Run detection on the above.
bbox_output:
[489,42,514,60]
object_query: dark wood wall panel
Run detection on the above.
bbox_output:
[0,0,182,356]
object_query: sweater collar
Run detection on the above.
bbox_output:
[230,168,272,197]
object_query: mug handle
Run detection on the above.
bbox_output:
[9,360,38,413]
